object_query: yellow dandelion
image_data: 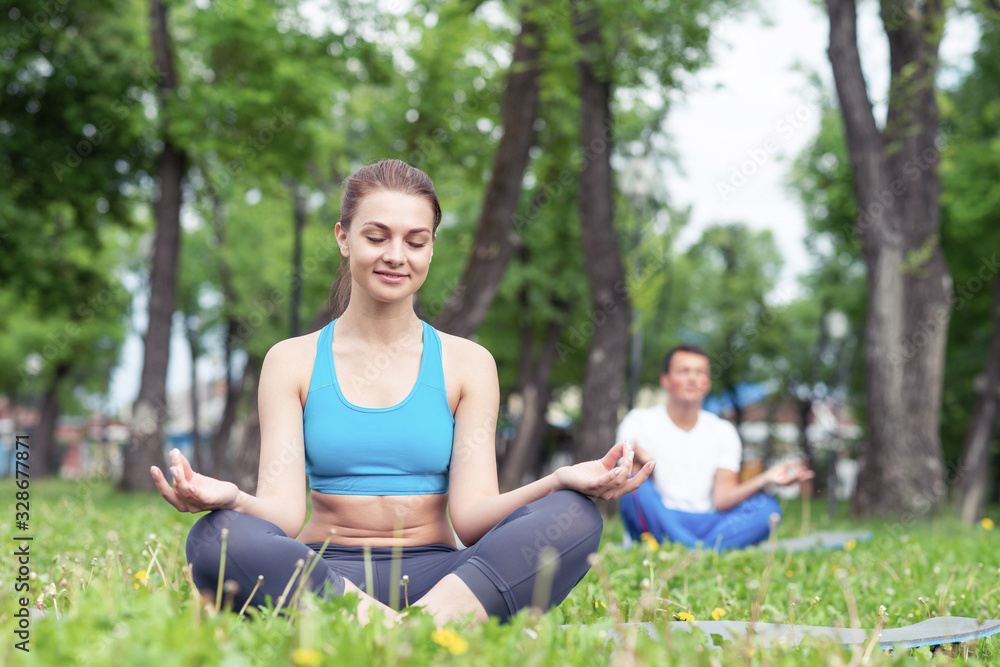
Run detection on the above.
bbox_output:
[133,570,149,589]
[785,570,794,578]
[846,540,857,550]
[640,532,659,551]
[594,600,607,610]
[914,609,922,617]
[711,607,726,621]
[292,647,322,666]
[849,567,857,574]
[431,629,469,656]
[673,612,694,621]
[982,518,995,531]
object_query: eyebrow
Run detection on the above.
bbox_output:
[360,221,432,235]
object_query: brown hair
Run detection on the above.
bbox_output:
[661,343,710,374]
[329,159,443,318]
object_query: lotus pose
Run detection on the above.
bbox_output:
[619,344,813,550]
[151,159,653,625]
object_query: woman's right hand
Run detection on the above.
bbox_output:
[150,448,240,513]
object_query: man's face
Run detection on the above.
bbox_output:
[660,351,711,405]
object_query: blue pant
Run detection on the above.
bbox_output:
[620,479,781,550]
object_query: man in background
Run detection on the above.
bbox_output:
[619,344,813,550]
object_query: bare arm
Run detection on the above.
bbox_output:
[712,461,814,512]
[446,342,652,545]
[150,340,308,537]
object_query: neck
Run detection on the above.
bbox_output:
[666,399,701,431]
[336,299,421,344]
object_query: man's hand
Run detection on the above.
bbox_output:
[765,460,815,486]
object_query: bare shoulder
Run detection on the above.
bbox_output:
[261,330,323,396]
[438,331,496,373]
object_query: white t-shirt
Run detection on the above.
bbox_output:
[617,406,742,513]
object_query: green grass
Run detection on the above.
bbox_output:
[1,479,998,665]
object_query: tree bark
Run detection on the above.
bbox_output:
[499,297,566,492]
[185,316,204,474]
[432,12,542,337]
[33,363,70,477]
[121,0,188,491]
[289,181,307,338]
[825,0,948,516]
[231,355,262,493]
[958,280,1000,523]
[572,0,632,467]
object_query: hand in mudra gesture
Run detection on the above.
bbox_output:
[554,441,654,501]
[766,460,814,486]
[150,448,240,513]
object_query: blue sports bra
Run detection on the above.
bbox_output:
[302,319,455,495]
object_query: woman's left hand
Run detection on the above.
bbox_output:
[553,441,654,500]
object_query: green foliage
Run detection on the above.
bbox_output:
[0,0,151,297]
[938,18,1000,472]
[3,480,999,665]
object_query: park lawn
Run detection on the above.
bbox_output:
[1,479,998,666]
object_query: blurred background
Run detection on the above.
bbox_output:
[1,0,997,523]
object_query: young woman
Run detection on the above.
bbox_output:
[151,159,654,625]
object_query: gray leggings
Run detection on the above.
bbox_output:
[186,490,602,621]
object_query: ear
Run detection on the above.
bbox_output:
[659,373,670,391]
[334,221,349,257]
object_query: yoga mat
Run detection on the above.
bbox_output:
[567,616,1000,651]
[755,529,874,553]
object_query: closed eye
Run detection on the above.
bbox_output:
[408,242,426,248]
[365,236,386,243]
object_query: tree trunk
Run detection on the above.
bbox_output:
[33,363,70,477]
[185,316,204,474]
[121,0,188,491]
[958,280,1000,523]
[572,0,632,467]
[289,181,307,338]
[212,327,241,478]
[825,0,948,516]
[231,355,262,493]
[499,300,566,492]
[433,11,542,337]
[210,196,241,478]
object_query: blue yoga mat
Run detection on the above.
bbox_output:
[570,616,1000,650]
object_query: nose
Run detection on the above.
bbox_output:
[382,239,405,265]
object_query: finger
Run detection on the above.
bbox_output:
[171,465,196,501]
[612,461,654,498]
[150,466,188,512]
[601,441,628,468]
[173,448,196,480]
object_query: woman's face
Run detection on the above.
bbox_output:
[335,189,436,307]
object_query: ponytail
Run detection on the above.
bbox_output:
[328,258,351,320]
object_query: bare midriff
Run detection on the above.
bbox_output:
[296,490,455,547]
